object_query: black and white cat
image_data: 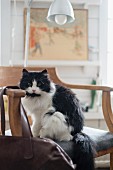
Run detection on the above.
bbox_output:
[20,69,95,170]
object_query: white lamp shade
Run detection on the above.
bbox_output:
[47,0,75,25]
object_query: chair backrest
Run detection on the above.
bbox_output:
[0,66,63,87]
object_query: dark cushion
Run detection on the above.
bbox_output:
[56,126,113,161]
[83,126,113,152]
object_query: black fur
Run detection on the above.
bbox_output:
[20,69,95,170]
[53,84,84,135]
[45,111,55,116]
[52,84,95,170]
[26,92,41,97]
[73,133,95,170]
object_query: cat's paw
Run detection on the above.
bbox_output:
[73,133,91,151]
[32,132,39,137]
[31,125,40,137]
[39,128,47,138]
[60,134,73,141]
[73,133,85,144]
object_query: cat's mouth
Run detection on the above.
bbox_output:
[33,93,41,97]
[26,92,41,97]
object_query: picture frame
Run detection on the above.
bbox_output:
[24,8,88,61]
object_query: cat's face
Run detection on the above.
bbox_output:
[20,69,55,96]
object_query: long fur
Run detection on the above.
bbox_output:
[19,69,95,170]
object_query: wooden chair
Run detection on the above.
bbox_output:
[1,66,113,169]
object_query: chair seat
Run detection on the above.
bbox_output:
[83,127,113,152]
[56,126,113,162]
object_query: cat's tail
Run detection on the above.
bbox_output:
[73,132,96,170]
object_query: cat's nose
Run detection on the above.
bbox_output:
[32,90,36,93]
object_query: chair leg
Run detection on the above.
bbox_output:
[110,153,113,170]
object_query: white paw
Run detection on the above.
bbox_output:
[39,128,47,138]
[31,125,40,137]
[60,134,73,141]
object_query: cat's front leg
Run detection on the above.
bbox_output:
[31,122,41,137]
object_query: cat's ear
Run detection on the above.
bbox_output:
[22,69,29,76]
[41,69,48,75]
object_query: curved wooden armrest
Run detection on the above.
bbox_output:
[5,85,113,136]
[102,91,113,133]
[6,89,25,97]
[59,83,113,92]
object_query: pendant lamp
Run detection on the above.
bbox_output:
[47,0,75,25]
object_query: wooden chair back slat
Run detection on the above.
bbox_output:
[0,66,61,87]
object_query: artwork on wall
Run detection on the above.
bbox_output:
[24,8,88,61]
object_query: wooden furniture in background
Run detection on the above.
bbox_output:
[0,66,113,169]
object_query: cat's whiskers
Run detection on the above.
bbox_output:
[39,80,44,85]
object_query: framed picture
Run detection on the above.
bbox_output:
[24,8,88,61]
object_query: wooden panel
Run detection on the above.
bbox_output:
[0,66,60,86]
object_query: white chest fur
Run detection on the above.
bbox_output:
[21,92,53,116]
[21,92,55,137]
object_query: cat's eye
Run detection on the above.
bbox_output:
[28,83,31,86]
[37,82,41,86]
